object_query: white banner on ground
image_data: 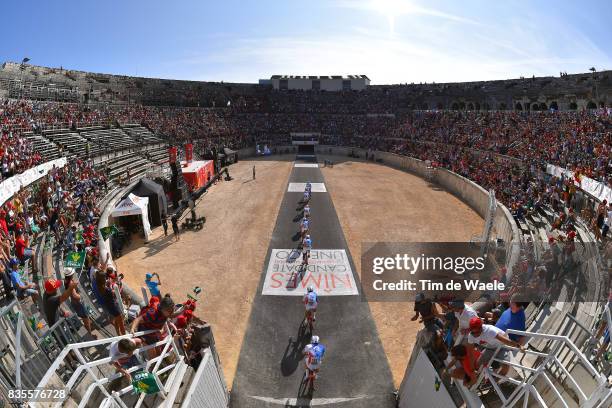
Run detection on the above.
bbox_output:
[0,157,67,206]
[262,249,358,296]
[294,163,319,168]
[546,164,612,203]
[287,183,327,192]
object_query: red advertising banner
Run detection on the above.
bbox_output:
[168,147,178,164]
[185,143,193,163]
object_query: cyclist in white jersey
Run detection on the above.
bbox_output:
[303,336,326,381]
[301,217,310,237]
[303,285,319,321]
[304,203,311,218]
[302,235,312,266]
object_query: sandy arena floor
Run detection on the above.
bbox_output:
[320,156,484,387]
[117,155,483,389]
[116,157,293,386]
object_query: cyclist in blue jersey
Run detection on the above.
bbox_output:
[303,335,326,389]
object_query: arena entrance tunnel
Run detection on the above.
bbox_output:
[230,160,395,407]
[297,144,315,156]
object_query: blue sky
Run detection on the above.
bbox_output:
[1,0,611,84]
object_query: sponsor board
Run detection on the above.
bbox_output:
[262,249,358,296]
[288,183,327,192]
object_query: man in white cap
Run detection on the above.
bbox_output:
[64,268,95,337]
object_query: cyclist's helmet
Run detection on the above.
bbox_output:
[306,234,310,239]
[311,335,319,344]
[307,285,314,293]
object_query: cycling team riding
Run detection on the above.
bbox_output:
[299,181,325,391]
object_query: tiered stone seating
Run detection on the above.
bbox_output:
[24,132,60,161]
[80,128,138,153]
[123,125,162,144]
[145,145,169,165]
[97,151,153,182]
[43,130,88,157]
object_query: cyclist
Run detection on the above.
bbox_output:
[303,335,326,389]
[301,217,310,237]
[305,181,312,192]
[302,234,312,254]
[303,203,311,218]
[303,286,318,323]
[303,190,310,204]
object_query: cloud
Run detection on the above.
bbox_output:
[332,0,480,26]
[169,2,611,84]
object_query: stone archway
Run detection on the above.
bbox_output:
[515,102,523,111]
[467,103,474,110]
[569,102,577,110]
[436,102,444,110]
[451,102,459,110]
[539,102,547,110]
[550,101,558,110]
[586,101,597,109]
[500,103,507,110]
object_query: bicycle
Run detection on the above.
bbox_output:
[303,309,315,333]
[302,367,318,392]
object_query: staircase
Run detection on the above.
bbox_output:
[468,329,610,408]
[33,324,229,407]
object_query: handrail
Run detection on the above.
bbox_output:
[36,323,183,408]
[465,328,610,408]
[507,329,603,378]
[36,328,158,388]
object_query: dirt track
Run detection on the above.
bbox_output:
[117,155,483,388]
[320,157,483,387]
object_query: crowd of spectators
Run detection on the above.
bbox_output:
[0,85,608,394]
[0,156,107,330]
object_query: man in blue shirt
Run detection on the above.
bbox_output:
[8,258,40,303]
[495,294,526,343]
[145,273,162,298]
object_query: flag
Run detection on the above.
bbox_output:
[132,372,160,395]
[64,251,86,268]
[434,376,441,391]
[100,225,119,241]
[75,230,84,244]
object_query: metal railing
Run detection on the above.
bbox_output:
[35,324,184,408]
[468,329,610,408]
[179,348,229,408]
[0,301,53,392]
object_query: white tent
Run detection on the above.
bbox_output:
[111,193,152,242]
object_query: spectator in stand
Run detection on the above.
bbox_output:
[130,294,177,358]
[467,317,525,377]
[94,266,126,336]
[109,337,144,382]
[63,268,94,337]
[494,295,527,344]
[42,278,78,327]
[8,258,39,303]
[0,262,14,298]
[449,300,479,336]
[412,292,442,334]
[14,231,35,265]
[443,344,481,387]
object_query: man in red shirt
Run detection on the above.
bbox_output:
[15,232,35,263]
